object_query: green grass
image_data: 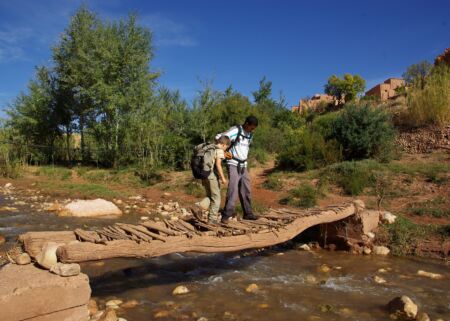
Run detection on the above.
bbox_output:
[37,181,120,198]
[378,215,447,256]
[280,184,318,208]
[235,200,268,216]
[263,173,283,191]
[184,180,205,197]
[35,166,72,180]
[409,197,450,218]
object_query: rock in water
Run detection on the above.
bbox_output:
[59,198,122,217]
[16,253,31,265]
[373,275,387,284]
[50,262,81,277]
[172,285,190,295]
[416,270,444,279]
[373,245,390,255]
[416,312,430,321]
[98,308,118,321]
[245,283,259,293]
[4,182,12,189]
[387,296,418,320]
[36,242,59,269]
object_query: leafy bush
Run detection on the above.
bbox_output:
[249,147,269,165]
[184,180,205,197]
[35,166,72,180]
[277,129,342,171]
[263,173,283,191]
[406,64,450,127]
[280,184,317,208]
[310,112,340,139]
[332,103,395,160]
[320,160,382,195]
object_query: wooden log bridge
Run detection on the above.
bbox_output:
[19,201,366,263]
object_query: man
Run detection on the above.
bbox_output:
[215,116,258,223]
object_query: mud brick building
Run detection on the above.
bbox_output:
[365,78,405,101]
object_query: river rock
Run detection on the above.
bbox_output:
[98,308,118,321]
[154,310,170,318]
[121,299,139,309]
[50,262,81,277]
[297,244,311,251]
[117,318,128,321]
[88,299,99,316]
[318,264,331,273]
[35,241,59,269]
[59,198,122,217]
[4,182,12,189]
[172,285,190,295]
[381,211,397,224]
[373,245,390,255]
[106,299,123,309]
[416,312,430,321]
[387,296,418,320]
[245,283,259,293]
[363,246,372,255]
[15,253,31,265]
[416,270,444,279]
[374,275,387,284]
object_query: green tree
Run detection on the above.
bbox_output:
[402,60,432,89]
[324,74,366,102]
[252,76,273,104]
[7,66,60,162]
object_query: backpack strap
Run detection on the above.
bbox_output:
[227,125,253,166]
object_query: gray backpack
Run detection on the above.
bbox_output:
[190,143,216,179]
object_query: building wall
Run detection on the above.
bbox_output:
[365,78,405,101]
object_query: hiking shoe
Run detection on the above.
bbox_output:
[243,213,258,220]
[190,206,203,221]
[221,216,231,224]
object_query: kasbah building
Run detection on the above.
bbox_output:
[292,47,449,113]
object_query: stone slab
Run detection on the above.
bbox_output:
[0,264,91,321]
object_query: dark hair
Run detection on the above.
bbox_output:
[217,135,231,146]
[244,115,259,127]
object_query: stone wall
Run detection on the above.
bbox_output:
[396,125,450,153]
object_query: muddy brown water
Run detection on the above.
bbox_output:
[1,194,449,321]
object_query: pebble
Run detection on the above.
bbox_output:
[381,211,397,224]
[245,283,259,293]
[105,299,123,309]
[154,310,170,318]
[117,318,128,321]
[417,270,444,280]
[366,232,375,239]
[305,275,318,284]
[297,244,311,251]
[98,308,117,321]
[387,295,418,320]
[363,247,372,255]
[15,253,31,265]
[121,300,139,309]
[172,285,190,295]
[50,263,81,277]
[4,182,13,189]
[318,264,331,273]
[88,299,98,316]
[36,242,59,269]
[416,312,430,321]
[373,245,390,256]
[373,275,387,284]
[140,216,149,221]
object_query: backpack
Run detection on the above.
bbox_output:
[190,143,216,179]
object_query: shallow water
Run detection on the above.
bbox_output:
[1,194,449,321]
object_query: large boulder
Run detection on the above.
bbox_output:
[387,295,418,320]
[59,199,122,217]
[0,264,91,321]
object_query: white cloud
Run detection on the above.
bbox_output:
[140,13,197,47]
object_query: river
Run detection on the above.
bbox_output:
[1,194,449,321]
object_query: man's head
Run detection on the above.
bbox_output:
[216,135,231,151]
[243,115,258,133]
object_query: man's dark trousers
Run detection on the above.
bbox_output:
[223,165,253,218]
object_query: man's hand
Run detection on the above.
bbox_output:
[224,151,233,159]
[220,178,228,185]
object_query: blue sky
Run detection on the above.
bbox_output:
[0,0,449,116]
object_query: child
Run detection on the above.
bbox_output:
[198,136,231,223]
